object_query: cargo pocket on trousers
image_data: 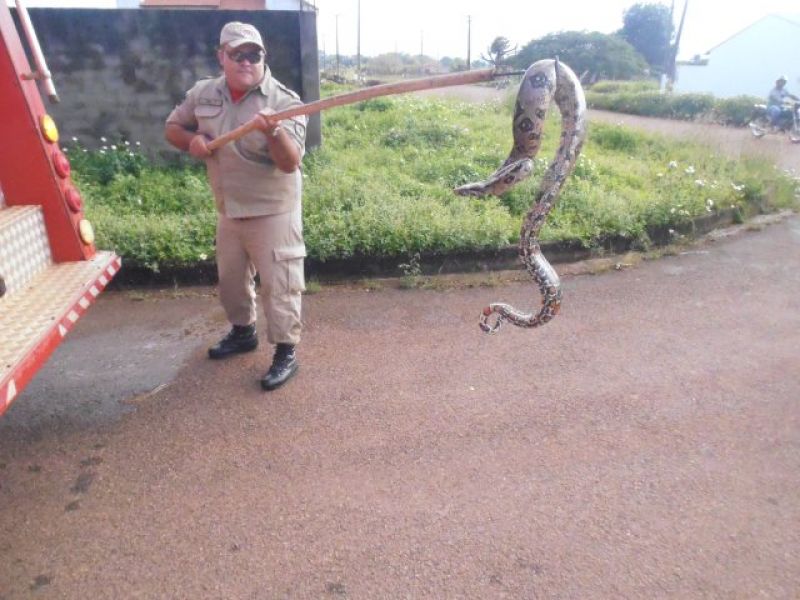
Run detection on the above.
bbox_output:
[272,244,306,297]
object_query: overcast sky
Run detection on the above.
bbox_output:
[315,0,798,60]
[8,0,799,60]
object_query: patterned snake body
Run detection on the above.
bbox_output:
[455,59,587,333]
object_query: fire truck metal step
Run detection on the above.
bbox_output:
[0,205,52,298]
[0,251,121,417]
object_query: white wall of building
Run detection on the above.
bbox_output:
[675,14,800,99]
[268,0,313,10]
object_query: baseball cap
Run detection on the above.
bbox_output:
[777,75,788,82]
[220,22,265,52]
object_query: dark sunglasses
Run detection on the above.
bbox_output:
[226,49,263,64]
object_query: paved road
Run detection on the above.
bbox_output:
[1,217,799,598]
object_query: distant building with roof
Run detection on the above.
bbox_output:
[675,14,799,98]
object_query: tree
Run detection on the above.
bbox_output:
[512,31,649,82]
[481,36,516,69]
[618,3,673,73]
[365,53,406,76]
[440,56,468,72]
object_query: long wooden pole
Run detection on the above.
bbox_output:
[207,68,498,152]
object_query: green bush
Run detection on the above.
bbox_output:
[670,93,715,119]
[66,139,147,185]
[586,83,762,127]
[711,95,762,126]
[589,79,659,94]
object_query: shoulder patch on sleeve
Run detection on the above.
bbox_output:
[292,119,306,139]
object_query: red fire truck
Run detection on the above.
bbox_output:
[0,1,120,418]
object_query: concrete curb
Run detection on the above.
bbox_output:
[107,208,769,288]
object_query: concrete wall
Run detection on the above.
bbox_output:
[675,15,800,99]
[14,8,320,157]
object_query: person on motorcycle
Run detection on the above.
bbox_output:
[767,75,798,127]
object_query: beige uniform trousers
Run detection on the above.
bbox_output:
[216,205,305,345]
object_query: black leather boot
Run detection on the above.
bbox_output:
[208,324,258,359]
[261,343,298,391]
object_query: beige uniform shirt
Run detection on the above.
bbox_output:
[166,68,307,218]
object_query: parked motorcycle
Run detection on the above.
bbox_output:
[748,101,800,143]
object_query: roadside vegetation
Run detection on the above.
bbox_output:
[586,80,762,126]
[69,93,798,273]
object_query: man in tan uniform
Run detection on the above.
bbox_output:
[165,22,307,391]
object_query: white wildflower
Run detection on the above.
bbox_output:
[111,145,117,151]
[199,253,208,261]
[100,136,107,143]
[71,136,78,142]
[695,179,705,187]
[99,150,106,154]
[670,207,676,214]
[685,166,695,175]
[656,173,664,178]
[668,160,678,169]
[668,228,676,235]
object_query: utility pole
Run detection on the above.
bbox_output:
[335,14,340,78]
[420,29,424,75]
[665,0,689,89]
[356,0,361,81]
[466,15,471,71]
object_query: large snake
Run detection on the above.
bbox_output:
[455,58,587,333]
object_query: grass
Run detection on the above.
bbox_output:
[69,93,799,274]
